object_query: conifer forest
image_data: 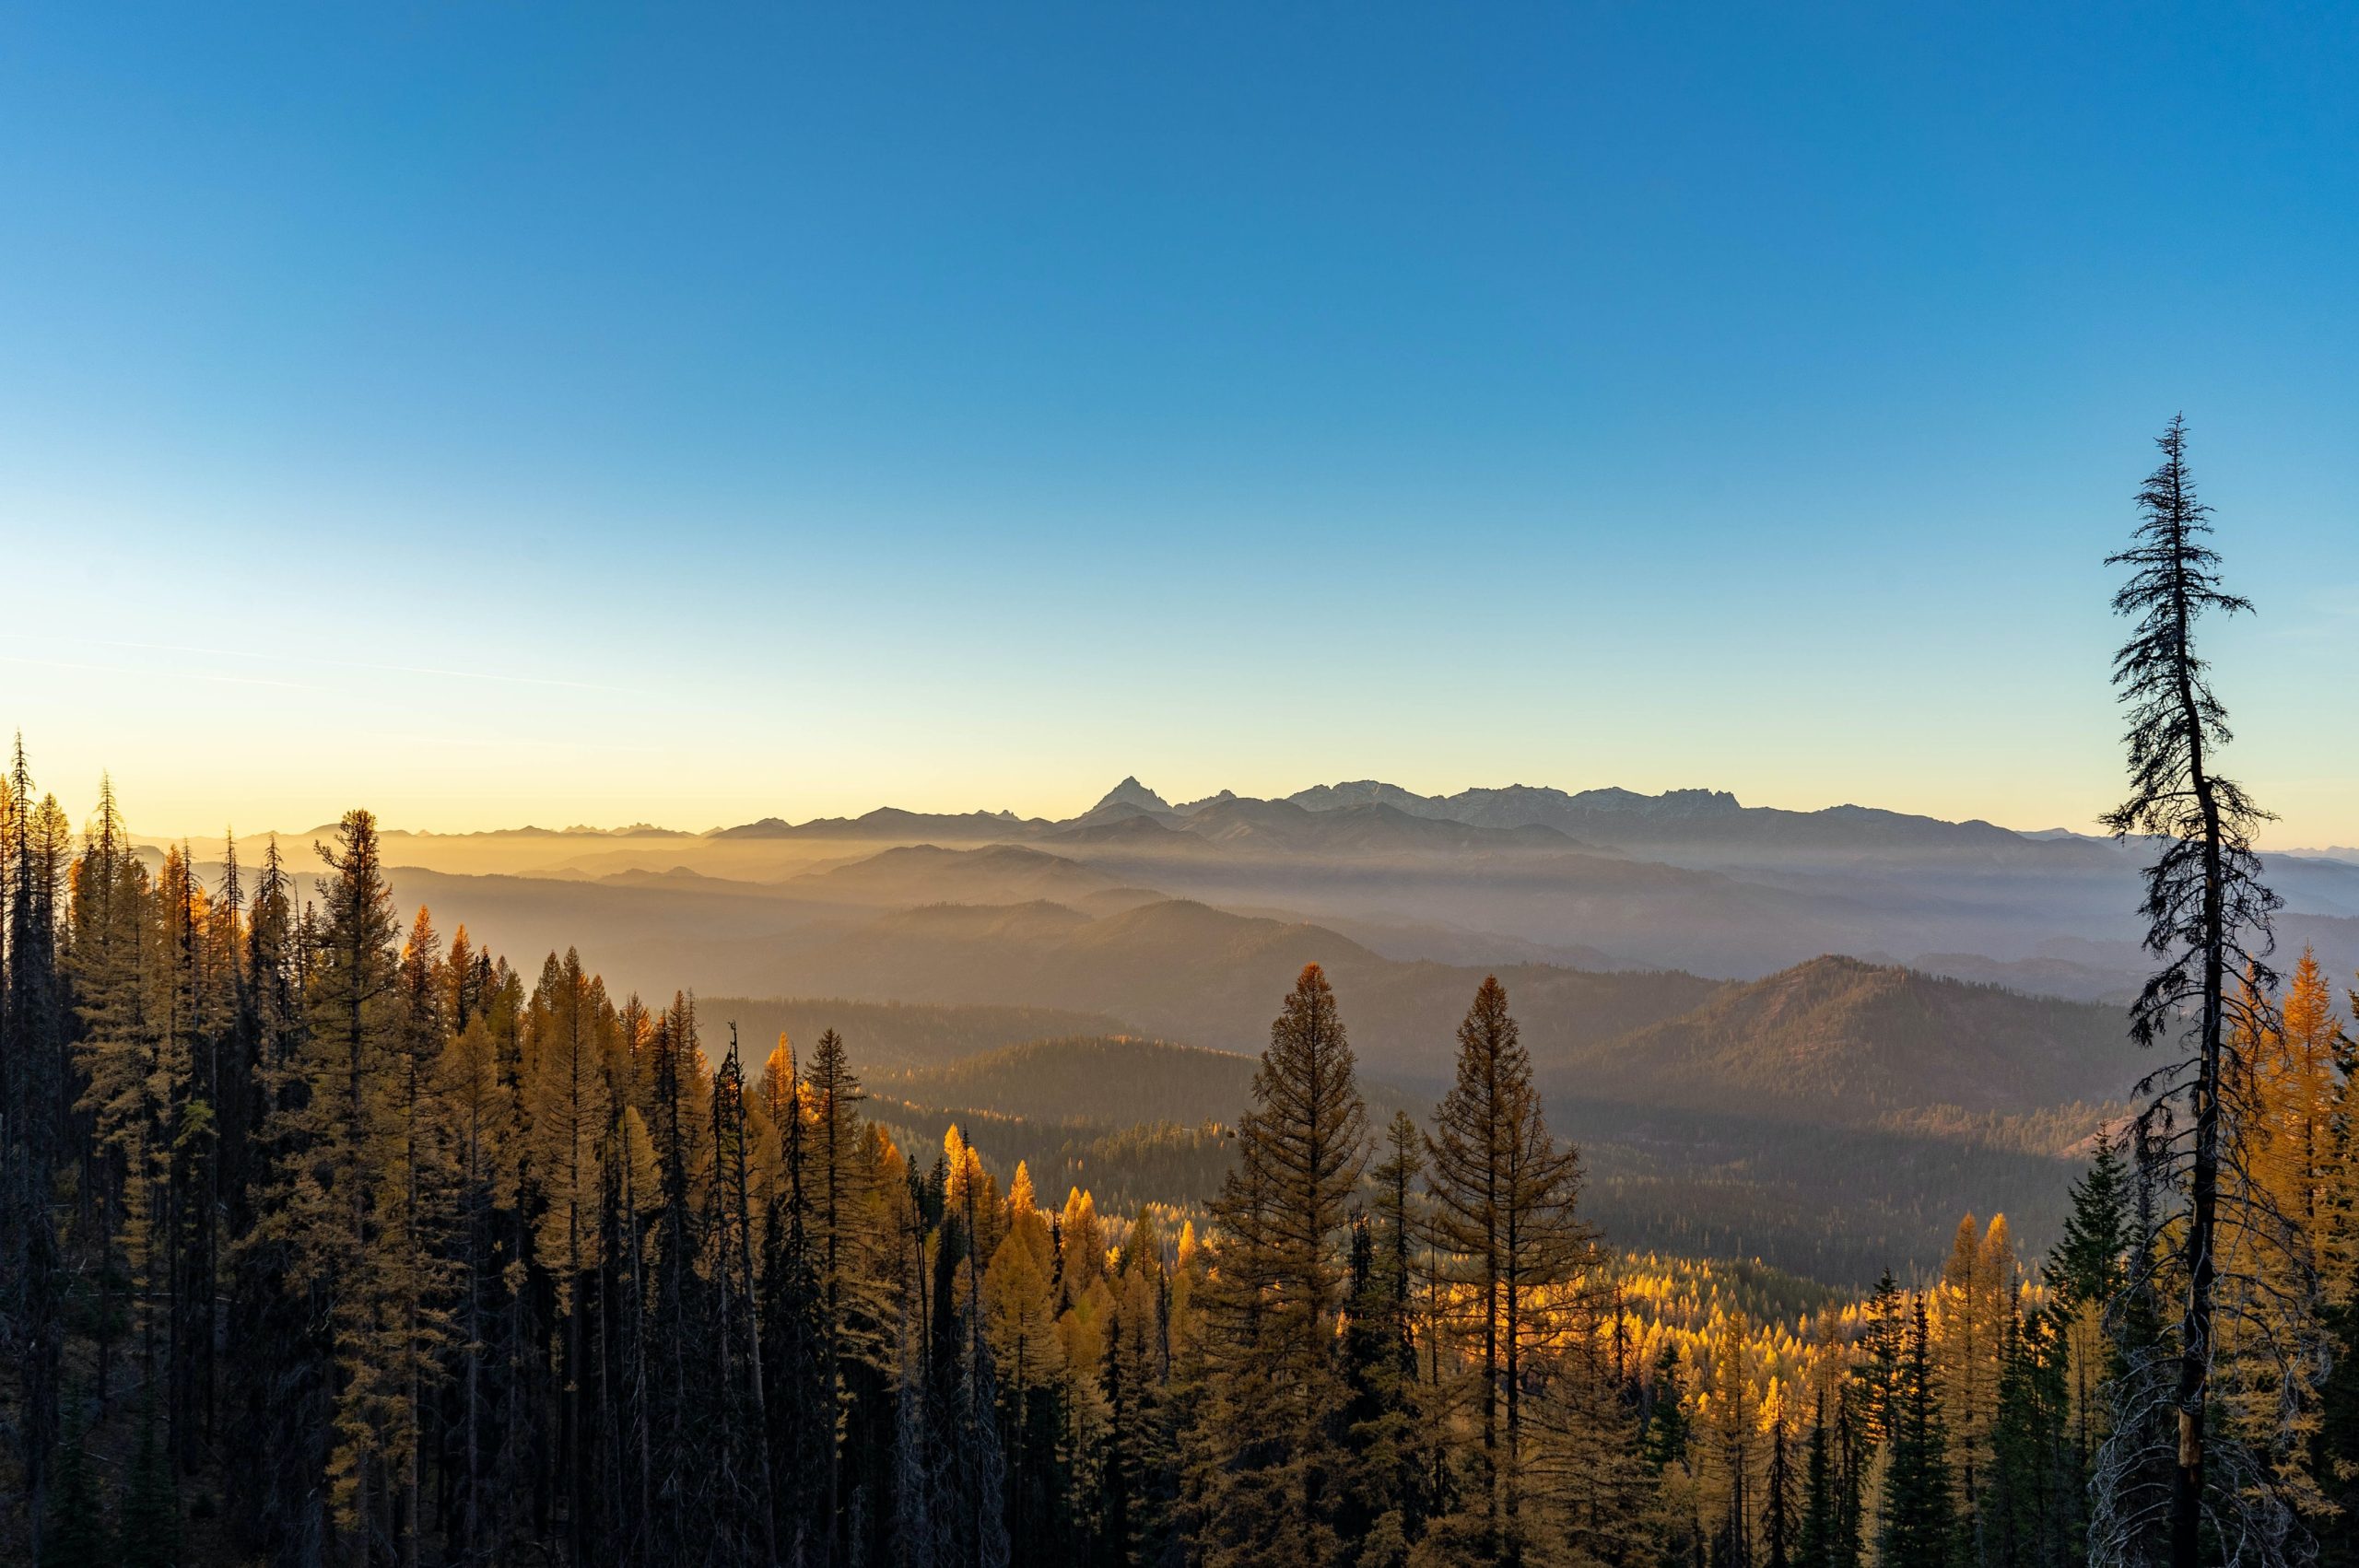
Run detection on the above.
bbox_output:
[3,427,2355,1568]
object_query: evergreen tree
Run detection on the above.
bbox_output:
[2099,414,2290,1568]
[1795,1393,1836,1568]
[2099,1125,2179,1568]
[805,1023,887,1566]
[223,833,336,1563]
[119,1387,182,1568]
[151,840,223,1469]
[1830,1387,1866,1568]
[1640,1343,1690,1476]
[1640,1342,1708,1567]
[277,808,411,1554]
[1851,1270,1905,1451]
[1191,962,1369,1568]
[38,1398,111,1568]
[68,776,152,1408]
[528,947,615,1561]
[1878,1301,1956,1568]
[1989,1298,2072,1568]
[2044,1137,2132,1567]
[2048,1141,2129,1448]
[1343,1112,1435,1555]
[1424,975,1596,1565]
[4,742,70,1561]
[1763,1416,1792,1568]
[435,1000,513,1563]
[761,1035,832,1564]
[706,1028,780,1563]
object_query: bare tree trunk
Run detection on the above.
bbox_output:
[2165,629,2226,1568]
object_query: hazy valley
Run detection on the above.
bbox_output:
[130,774,2359,1282]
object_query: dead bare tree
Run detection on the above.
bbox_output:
[2089,416,2319,1568]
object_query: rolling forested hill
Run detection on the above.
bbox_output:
[1548,954,2147,1120]
[787,842,1161,910]
[811,963,2135,1282]
[400,834,2149,1129]
[873,1035,1260,1128]
[145,786,2294,1285]
[767,895,1725,1081]
[689,995,1128,1071]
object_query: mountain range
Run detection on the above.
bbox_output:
[134,771,2350,1281]
[166,774,2359,1001]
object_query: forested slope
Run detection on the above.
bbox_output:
[8,771,2359,1568]
[874,1035,1259,1127]
[1550,954,2148,1120]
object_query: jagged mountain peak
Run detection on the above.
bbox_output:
[1563,786,1743,817]
[1091,776,1173,814]
[1282,779,1750,822]
[1285,779,1449,815]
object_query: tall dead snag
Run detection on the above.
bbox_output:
[2093,415,2315,1568]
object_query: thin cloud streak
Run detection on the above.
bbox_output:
[88,638,645,696]
[0,652,322,692]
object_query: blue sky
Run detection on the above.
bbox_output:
[2,3,2353,842]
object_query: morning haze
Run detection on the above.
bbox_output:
[4,6,2354,1567]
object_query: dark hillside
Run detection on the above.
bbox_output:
[874,1036,1259,1127]
[772,896,1724,1081]
[696,996,1128,1071]
[1553,954,2145,1122]
[788,842,1140,907]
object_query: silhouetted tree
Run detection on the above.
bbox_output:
[38,1396,111,1568]
[2096,414,2304,1568]
[1191,963,1368,1566]
[119,1387,181,1568]
[1424,974,1596,1564]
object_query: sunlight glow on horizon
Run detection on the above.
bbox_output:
[2,5,2353,846]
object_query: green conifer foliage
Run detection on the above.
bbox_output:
[1795,1392,1837,1568]
[1878,1301,1957,1568]
[118,1390,181,1568]
[37,1402,112,1568]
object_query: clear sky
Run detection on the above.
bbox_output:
[2,3,2353,844]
